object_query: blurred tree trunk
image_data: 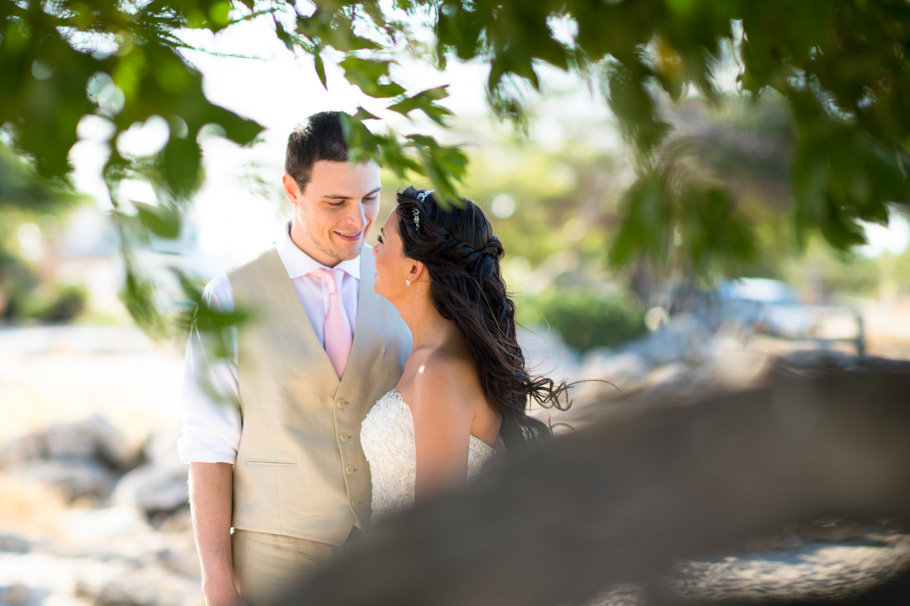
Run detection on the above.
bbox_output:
[281,363,910,606]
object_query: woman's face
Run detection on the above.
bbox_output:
[373,207,410,301]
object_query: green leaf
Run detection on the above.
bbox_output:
[206,105,264,146]
[338,109,383,163]
[120,265,166,339]
[387,86,453,125]
[162,135,202,198]
[340,57,406,98]
[314,52,328,89]
[275,22,295,52]
[134,202,181,239]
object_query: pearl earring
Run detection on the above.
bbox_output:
[406,279,411,286]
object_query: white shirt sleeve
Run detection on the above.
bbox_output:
[176,274,242,464]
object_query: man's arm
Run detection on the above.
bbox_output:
[190,462,248,606]
[180,276,245,604]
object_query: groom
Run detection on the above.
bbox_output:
[178,111,411,605]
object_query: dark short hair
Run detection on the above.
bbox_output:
[285,111,354,191]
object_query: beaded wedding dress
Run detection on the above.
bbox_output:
[361,389,496,522]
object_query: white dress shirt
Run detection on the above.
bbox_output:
[177,223,362,464]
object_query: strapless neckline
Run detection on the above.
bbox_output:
[360,389,497,522]
[387,389,497,456]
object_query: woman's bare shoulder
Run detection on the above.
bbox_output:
[412,348,483,405]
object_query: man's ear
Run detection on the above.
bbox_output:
[282,173,300,204]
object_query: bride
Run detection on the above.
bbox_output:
[361,186,566,522]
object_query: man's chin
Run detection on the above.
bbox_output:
[332,240,364,261]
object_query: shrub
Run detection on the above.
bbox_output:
[22,283,88,324]
[517,286,646,352]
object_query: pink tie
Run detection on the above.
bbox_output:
[315,268,352,377]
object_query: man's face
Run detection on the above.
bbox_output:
[283,160,381,267]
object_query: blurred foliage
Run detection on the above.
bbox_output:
[173,268,252,353]
[0,246,36,322]
[611,139,758,276]
[461,123,619,268]
[0,142,82,211]
[518,286,646,352]
[20,283,88,324]
[0,143,84,323]
[4,0,910,335]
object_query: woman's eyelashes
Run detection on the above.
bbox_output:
[377,234,384,244]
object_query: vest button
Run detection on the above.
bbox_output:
[339,433,350,442]
[345,465,355,475]
[351,499,360,508]
[336,399,347,409]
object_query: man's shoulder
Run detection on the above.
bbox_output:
[226,247,279,278]
[209,247,279,310]
[201,273,234,312]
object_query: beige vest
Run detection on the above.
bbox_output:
[227,247,410,545]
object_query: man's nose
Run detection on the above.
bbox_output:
[346,202,367,230]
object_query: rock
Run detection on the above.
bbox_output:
[10,458,115,502]
[579,351,649,394]
[645,362,691,391]
[0,415,136,472]
[112,428,188,514]
[142,427,184,470]
[81,580,159,606]
[705,322,768,389]
[62,506,150,542]
[156,544,201,578]
[89,415,137,470]
[624,314,714,367]
[46,415,135,470]
[518,326,581,381]
[0,434,45,468]
[0,583,30,604]
[0,533,31,554]
[76,568,201,606]
[112,463,187,514]
[155,507,193,534]
[45,422,99,461]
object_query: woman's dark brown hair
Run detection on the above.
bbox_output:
[395,186,567,449]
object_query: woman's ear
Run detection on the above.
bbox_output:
[408,260,426,285]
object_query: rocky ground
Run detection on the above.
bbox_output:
[1,309,909,605]
[0,326,197,605]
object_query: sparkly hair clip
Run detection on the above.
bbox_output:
[411,189,433,232]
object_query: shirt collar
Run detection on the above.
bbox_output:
[275,221,361,280]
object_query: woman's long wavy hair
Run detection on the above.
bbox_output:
[395,186,568,449]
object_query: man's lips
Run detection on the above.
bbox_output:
[335,230,363,242]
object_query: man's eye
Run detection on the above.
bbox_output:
[377,235,384,244]
[328,201,345,207]
[365,196,378,203]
